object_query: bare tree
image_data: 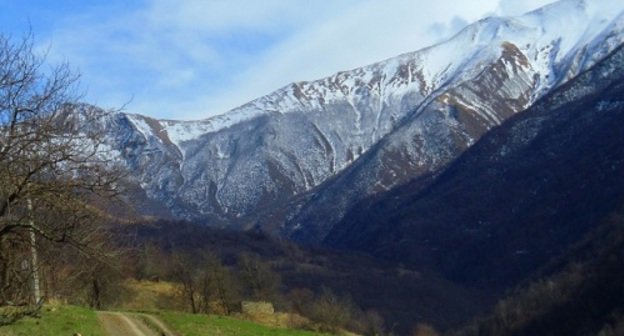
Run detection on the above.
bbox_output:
[0,32,123,306]
[172,251,239,315]
[238,253,280,302]
[308,287,353,333]
[199,253,238,315]
[171,252,200,313]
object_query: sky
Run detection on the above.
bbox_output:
[0,0,557,120]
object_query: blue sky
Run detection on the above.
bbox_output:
[1,0,556,120]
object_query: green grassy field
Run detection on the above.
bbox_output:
[0,305,330,336]
[158,311,329,336]
[0,305,105,336]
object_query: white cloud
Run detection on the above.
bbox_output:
[185,0,506,115]
[40,0,567,120]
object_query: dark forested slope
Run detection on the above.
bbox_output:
[326,45,624,290]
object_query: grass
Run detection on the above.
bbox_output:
[157,311,329,336]
[0,301,331,336]
[0,305,105,336]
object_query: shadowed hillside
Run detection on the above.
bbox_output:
[326,45,624,291]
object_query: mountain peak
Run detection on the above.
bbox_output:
[190,0,623,136]
[90,0,624,228]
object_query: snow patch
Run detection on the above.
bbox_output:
[126,114,154,139]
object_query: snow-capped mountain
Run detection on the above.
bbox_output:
[324,35,624,287]
[91,0,624,234]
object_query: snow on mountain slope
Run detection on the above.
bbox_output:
[93,0,624,229]
[276,0,624,241]
[130,0,623,146]
[324,41,624,288]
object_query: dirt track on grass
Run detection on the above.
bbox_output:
[97,311,176,336]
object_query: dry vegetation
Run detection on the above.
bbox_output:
[118,219,487,335]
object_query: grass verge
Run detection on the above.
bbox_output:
[0,305,105,336]
[157,310,329,336]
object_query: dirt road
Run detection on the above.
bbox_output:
[97,311,176,336]
[139,313,178,336]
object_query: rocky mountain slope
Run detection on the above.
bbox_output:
[89,0,624,236]
[282,0,624,241]
[325,42,624,289]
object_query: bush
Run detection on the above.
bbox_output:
[306,287,353,333]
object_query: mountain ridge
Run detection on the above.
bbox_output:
[85,0,624,235]
[324,42,624,288]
